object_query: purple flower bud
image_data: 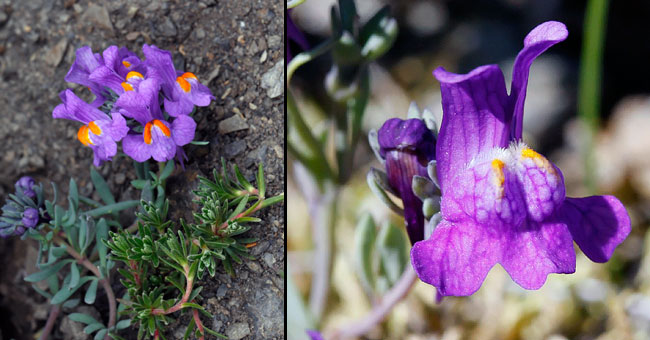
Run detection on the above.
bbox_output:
[377,118,436,243]
[22,208,39,229]
[14,225,25,236]
[15,176,36,198]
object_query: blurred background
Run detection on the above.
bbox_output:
[288,0,650,339]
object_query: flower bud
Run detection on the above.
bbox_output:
[15,176,36,198]
[377,118,436,243]
[22,208,39,229]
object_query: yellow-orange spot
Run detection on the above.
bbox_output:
[491,159,505,186]
[245,242,257,248]
[144,122,153,145]
[521,148,542,159]
[152,119,171,137]
[181,72,197,80]
[122,60,132,68]
[88,121,102,135]
[121,82,134,92]
[77,125,93,146]
[176,76,191,92]
[126,71,144,80]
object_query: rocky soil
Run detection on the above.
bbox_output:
[0,0,284,339]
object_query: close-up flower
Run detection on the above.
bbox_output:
[410,21,631,297]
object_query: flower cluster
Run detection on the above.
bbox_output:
[53,45,214,166]
[0,176,45,237]
[403,21,631,297]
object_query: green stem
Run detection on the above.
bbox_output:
[578,0,609,193]
[338,66,369,183]
[288,91,336,182]
[288,38,337,84]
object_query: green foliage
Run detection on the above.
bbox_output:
[14,171,137,339]
[353,214,410,296]
[105,159,284,339]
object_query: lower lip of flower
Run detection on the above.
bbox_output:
[144,119,171,145]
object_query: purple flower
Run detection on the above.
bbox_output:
[378,118,436,243]
[120,78,196,162]
[22,208,39,229]
[15,176,36,198]
[410,21,631,297]
[287,9,309,63]
[142,44,214,116]
[53,89,129,166]
[64,46,107,106]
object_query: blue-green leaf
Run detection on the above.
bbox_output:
[354,212,377,293]
[69,178,79,211]
[96,218,108,271]
[90,168,115,206]
[84,323,105,334]
[85,200,139,218]
[85,278,98,304]
[69,313,100,325]
[69,262,80,288]
[50,277,93,304]
[376,221,408,287]
[94,328,108,340]
[159,160,175,181]
[24,259,72,282]
[115,319,131,330]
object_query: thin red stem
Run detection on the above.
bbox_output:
[151,268,194,315]
[38,304,60,340]
[214,203,262,234]
[192,308,205,340]
[54,236,116,340]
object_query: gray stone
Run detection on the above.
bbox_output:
[195,27,206,39]
[226,322,250,340]
[224,140,246,159]
[216,284,228,298]
[157,17,177,37]
[0,11,7,26]
[246,145,267,166]
[82,4,113,34]
[218,115,249,134]
[246,261,261,273]
[45,38,68,67]
[262,253,275,268]
[267,35,281,49]
[260,60,284,98]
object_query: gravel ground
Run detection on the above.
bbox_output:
[0,0,284,339]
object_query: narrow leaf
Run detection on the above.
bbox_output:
[24,260,71,282]
[85,200,140,218]
[69,312,101,325]
[85,278,98,304]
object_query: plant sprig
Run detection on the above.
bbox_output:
[105,159,284,339]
